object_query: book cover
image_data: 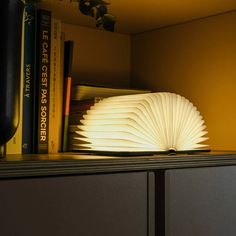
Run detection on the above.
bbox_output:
[48,18,61,153]
[70,83,150,100]
[74,92,210,154]
[35,9,51,154]
[22,2,36,154]
[62,40,74,152]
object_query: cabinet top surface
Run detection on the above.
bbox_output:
[1,151,236,178]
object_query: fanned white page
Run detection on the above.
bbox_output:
[74,92,209,153]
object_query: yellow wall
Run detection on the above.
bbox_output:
[131,11,236,150]
[62,23,131,87]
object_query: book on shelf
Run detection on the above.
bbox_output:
[57,32,66,152]
[70,97,103,113]
[48,18,62,153]
[67,97,102,151]
[22,2,36,154]
[70,83,150,100]
[73,92,210,154]
[67,85,150,151]
[35,9,51,154]
[61,40,74,152]
[69,112,87,125]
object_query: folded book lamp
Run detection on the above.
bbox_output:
[74,92,210,154]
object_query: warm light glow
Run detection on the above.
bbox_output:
[75,92,209,152]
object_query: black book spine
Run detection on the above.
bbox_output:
[62,41,74,152]
[35,9,51,153]
[22,3,36,154]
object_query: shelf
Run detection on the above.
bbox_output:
[1,151,236,178]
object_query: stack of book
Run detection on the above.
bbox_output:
[67,84,150,151]
[6,5,72,154]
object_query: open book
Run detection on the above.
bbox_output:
[74,92,209,154]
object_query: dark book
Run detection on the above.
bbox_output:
[22,2,36,154]
[67,129,88,151]
[61,40,74,152]
[70,97,102,113]
[35,9,51,153]
[69,112,85,125]
[67,98,102,150]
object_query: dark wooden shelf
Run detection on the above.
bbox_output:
[1,150,236,179]
[1,151,236,236]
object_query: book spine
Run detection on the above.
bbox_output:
[62,76,72,152]
[62,41,74,152]
[48,18,61,153]
[22,3,36,154]
[58,32,65,152]
[35,9,51,154]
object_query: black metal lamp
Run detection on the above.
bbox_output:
[0,0,24,156]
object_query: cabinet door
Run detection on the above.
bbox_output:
[0,172,147,236]
[165,166,236,236]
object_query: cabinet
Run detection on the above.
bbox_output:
[1,3,236,234]
[1,152,236,236]
[164,166,236,236]
[0,172,148,236]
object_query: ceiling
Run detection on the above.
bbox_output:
[39,0,236,34]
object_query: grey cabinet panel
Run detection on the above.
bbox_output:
[0,172,147,236]
[165,166,236,236]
